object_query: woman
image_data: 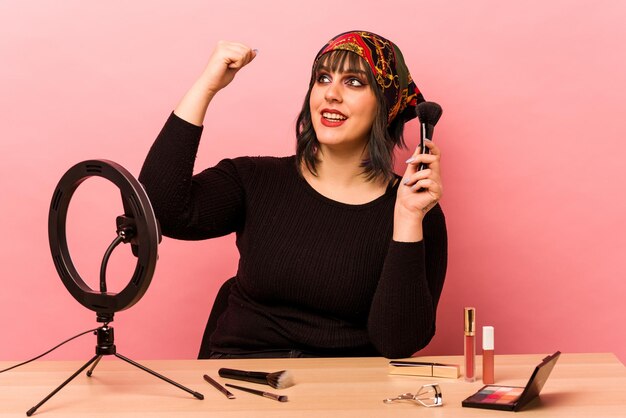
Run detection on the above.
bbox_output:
[139,31,447,359]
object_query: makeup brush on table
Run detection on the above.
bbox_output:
[218,368,294,389]
[225,383,288,402]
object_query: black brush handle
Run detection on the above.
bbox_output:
[218,368,269,385]
[416,101,443,172]
[418,122,433,172]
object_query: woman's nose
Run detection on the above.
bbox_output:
[324,81,342,103]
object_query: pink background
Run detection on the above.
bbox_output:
[1,1,625,364]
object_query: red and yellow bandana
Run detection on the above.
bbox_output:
[315,31,424,124]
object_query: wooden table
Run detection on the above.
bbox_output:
[1,353,625,417]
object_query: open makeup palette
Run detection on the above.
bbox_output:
[462,351,560,411]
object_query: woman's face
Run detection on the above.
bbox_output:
[309,58,378,153]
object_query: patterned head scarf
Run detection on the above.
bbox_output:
[314,30,424,125]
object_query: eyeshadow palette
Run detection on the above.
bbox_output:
[463,385,526,410]
[462,351,560,411]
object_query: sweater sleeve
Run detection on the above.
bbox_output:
[367,204,448,358]
[138,112,246,240]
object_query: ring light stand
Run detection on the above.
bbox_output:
[28,160,203,416]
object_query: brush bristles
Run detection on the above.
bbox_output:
[266,370,295,389]
[417,101,443,126]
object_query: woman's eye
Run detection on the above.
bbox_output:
[346,77,364,87]
[317,74,331,83]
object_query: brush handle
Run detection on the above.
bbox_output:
[224,383,288,402]
[417,122,433,172]
[203,374,236,399]
[218,368,269,385]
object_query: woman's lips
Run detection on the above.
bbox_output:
[320,110,347,127]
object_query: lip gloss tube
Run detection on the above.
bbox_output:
[482,326,494,384]
[464,307,476,382]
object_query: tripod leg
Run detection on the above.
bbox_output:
[115,353,204,400]
[86,355,103,377]
[27,354,100,416]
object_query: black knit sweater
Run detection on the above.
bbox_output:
[139,113,448,359]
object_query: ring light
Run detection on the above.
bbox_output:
[48,159,160,314]
[27,159,202,416]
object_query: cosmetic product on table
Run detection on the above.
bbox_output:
[388,361,460,378]
[384,383,443,408]
[462,351,561,411]
[483,325,495,384]
[203,374,235,399]
[464,307,476,382]
[225,383,288,402]
[218,368,294,389]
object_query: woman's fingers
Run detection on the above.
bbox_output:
[402,140,440,176]
[220,41,257,69]
[201,41,257,94]
[397,139,443,215]
[402,168,429,186]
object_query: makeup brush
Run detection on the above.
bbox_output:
[225,383,288,402]
[218,368,295,389]
[416,101,443,172]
